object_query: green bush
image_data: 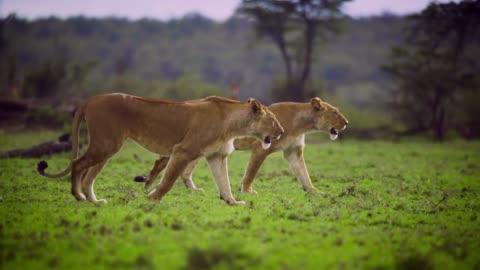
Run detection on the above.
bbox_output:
[86,74,224,101]
[164,75,223,101]
[25,106,70,128]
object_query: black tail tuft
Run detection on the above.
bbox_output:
[37,160,48,174]
[134,176,147,182]
[57,133,70,142]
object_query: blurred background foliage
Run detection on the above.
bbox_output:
[383,0,480,140]
[0,0,479,140]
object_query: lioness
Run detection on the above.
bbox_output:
[137,97,348,193]
[37,93,284,205]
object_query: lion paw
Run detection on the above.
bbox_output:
[234,200,247,205]
[74,192,87,201]
[147,190,163,201]
[304,187,318,193]
[224,197,246,205]
[192,187,205,193]
[97,199,108,204]
[144,181,154,190]
[240,187,258,195]
[305,187,327,197]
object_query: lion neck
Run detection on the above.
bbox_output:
[272,103,317,136]
[294,105,318,134]
[218,104,254,139]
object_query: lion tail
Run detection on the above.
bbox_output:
[37,103,86,178]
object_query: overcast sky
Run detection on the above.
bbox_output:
[1,0,455,21]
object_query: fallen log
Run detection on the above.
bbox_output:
[0,133,76,158]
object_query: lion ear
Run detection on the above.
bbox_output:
[248,98,263,114]
[310,97,324,111]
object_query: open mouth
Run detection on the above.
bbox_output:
[329,128,338,140]
[260,136,272,149]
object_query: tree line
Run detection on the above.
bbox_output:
[1,0,479,139]
[0,9,403,103]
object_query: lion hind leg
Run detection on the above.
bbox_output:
[72,170,88,201]
[72,139,123,202]
[71,155,92,201]
[181,159,203,192]
[144,157,169,190]
[82,160,109,203]
[148,148,195,201]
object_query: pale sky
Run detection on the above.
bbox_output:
[0,0,455,21]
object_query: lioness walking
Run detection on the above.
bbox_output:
[138,97,348,194]
[37,93,283,205]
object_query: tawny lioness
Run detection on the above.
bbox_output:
[37,93,284,205]
[137,97,348,194]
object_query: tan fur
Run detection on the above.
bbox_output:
[38,93,284,205]
[142,97,348,194]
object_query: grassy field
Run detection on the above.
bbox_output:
[1,131,479,270]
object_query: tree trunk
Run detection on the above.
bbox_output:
[434,107,446,141]
[277,37,295,101]
[6,55,18,99]
[296,21,316,102]
[431,89,446,141]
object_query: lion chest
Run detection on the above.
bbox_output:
[275,134,305,151]
[202,139,235,157]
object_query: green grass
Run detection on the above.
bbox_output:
[1,132,479,270]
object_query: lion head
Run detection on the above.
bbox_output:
[247,98,284,149]
[310,97,348,140]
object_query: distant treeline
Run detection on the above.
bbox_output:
[0,13,405,105]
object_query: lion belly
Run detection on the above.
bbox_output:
[131,136,174,156]
[84,93,190,156]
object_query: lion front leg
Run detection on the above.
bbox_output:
[283,146,317,192]
[240,150,268,194]
[148,148,195,201]
[206,154,245,205]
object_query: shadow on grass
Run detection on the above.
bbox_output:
[184,247,259,270]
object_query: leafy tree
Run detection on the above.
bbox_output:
[94,74,223,101]
[2,11,412,121]
[22,59,97,99]
[164,75,223,101]
[22,59,67,98]
[237,0,350,101]
[383,0,480,140]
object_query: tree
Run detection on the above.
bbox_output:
[22,59,97,99]
[383,0,480,140]
[237,0,349,101]
[22,59,67,98]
